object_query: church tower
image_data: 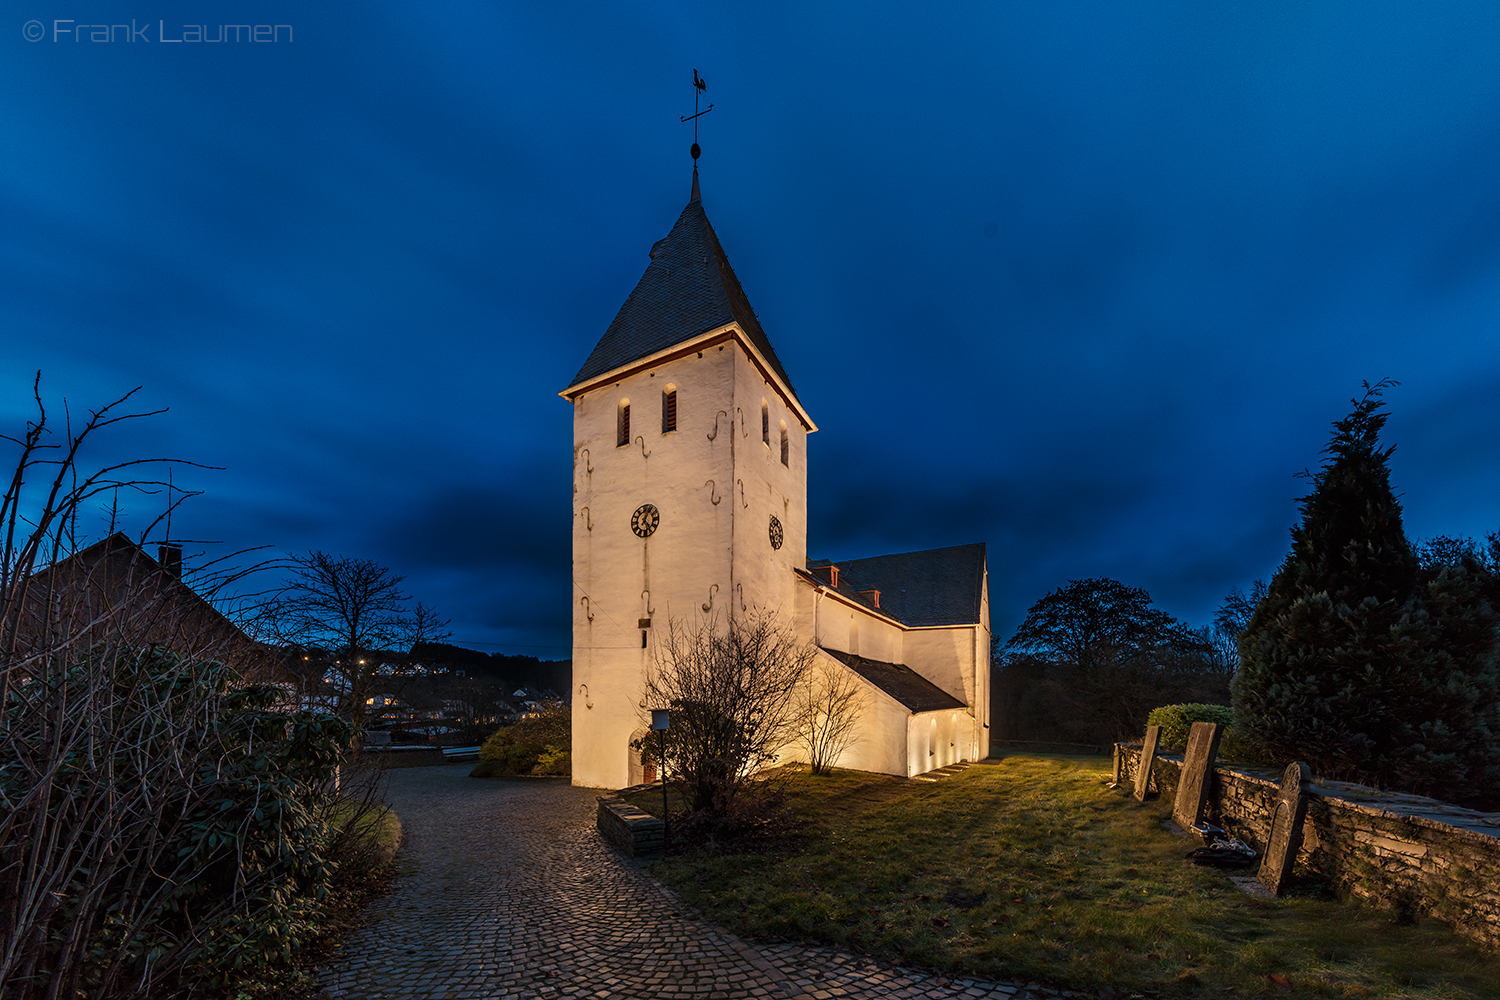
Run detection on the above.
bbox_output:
[561,173,816,790]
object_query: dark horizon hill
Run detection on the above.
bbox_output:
[412,642,571,696]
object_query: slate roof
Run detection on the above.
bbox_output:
[805,543,986,628]
[566,180,798,397]
[821,648,967,713]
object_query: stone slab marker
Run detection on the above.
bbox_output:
[1133,725,1161,801]
[1172,721,1224,831]
[1258,761,1312,896]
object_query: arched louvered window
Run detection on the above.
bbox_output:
[761,400,770,445]
[779,421,789,466]
[662,385,678,433]
[617,399,630,447]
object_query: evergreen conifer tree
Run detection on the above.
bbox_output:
[1233,382,1500,802]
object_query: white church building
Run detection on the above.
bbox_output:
[563,171,991,790]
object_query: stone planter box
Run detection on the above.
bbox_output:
[596,794,665,858]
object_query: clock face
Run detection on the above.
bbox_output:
[631,504,660,538]
[769,515,784,550]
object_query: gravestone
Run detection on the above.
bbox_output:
[1258,761,1312,896]
[1172,721,1223,831]
[1133,725,1161,801]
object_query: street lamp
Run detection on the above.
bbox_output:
[651,708,670,852]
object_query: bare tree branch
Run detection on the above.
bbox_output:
[643,612,814,816]
[793,657,866,774]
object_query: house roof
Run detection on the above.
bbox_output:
[565,181,798,399]
[20,532,292,684]
[805,543,986,627]
[821,647,967,713]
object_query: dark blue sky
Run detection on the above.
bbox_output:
[6,2,1500,656]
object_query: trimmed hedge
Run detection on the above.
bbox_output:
[1144,702,1235,751]
[1144,702,1267,764]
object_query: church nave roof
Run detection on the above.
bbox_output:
[820,648,967,713]
[805,543,986,628]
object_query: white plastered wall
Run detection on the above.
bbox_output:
[906,709,967,775]
[728,342,808,620]
[774,646,913,776]
[799,574,991,772]
[570,331,811,789]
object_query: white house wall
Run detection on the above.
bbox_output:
[796,576,992,773]
[809,589,905,662]
[903,628,974,707]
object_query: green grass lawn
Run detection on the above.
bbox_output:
[624,755,1500,998]
[329,798,403,865]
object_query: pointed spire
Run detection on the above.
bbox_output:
[690,165,701,203]
[564,190,798,401]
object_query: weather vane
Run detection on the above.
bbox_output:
[680,68,712,161]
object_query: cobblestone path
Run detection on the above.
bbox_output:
[318,764,1046,1000]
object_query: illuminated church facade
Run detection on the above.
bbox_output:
[562,171,991,790]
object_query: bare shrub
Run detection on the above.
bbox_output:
[643,613,815,821]
[0,377,360,998]
[794,657,866,774]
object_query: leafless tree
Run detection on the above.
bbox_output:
[642,612,815,816]
[793,657,866,774]
[255,551,449,730]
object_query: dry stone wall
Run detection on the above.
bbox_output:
[1117,744,1500,950]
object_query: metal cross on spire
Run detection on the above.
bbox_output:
[680,68,713,163]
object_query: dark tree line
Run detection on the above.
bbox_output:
[992,578,1235,747]
[994,383,1500,811]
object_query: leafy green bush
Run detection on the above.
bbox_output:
[1143,702,1266,765]
[475,704,570,776]
[0,645,355,998]
[535,745,571,775]
[476,728,540,774]
[1145,703,1234,751]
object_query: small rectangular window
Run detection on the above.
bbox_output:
[662,390,677,433]
[617,403,630,447]
[762,402,770,444]
[780,428,789,466]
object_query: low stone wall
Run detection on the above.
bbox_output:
[596,794,665,858]
[1117,744,1500,949]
